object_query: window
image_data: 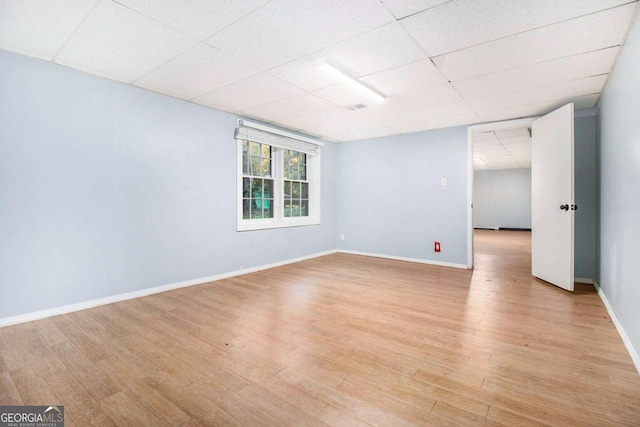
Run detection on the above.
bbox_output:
[236,120,322,231]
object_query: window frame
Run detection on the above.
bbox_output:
[236,120,322,231]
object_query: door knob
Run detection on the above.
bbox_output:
[571,204,578,210]
[560,204,569,211]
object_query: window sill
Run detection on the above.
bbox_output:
[237,217,320,232]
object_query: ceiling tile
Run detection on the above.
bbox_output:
[494,128,530,138]
[362,58,448,96]
[278,109,343,131]
[402,0,634,57]
[207,0,394,70]
[327,125,399,142]
[113,0,269,40]
[320,22,425,76]
[381,0,451,19]
[134,43,259,100]
[377,100,473,127]
[283,108,393,138]
[313,83,377,107]
[240,93,338,122]
[0,0,99,60]
[467,75,607,112]
[54,0,198,83]
[477,94,599,123]
[355,83,461,119]
[391,113,481,133]
[192,73,304,112]
[452,47,619,99]
[472,131,498,142]
[433,3,636,81]
[269,58,342,91]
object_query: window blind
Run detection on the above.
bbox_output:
[235,120,323,155]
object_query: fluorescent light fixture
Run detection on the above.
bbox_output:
[474,156,485,164]
[318,62,386,102]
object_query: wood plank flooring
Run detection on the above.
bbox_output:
[1,229,639,426]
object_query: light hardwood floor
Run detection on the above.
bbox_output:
[1,230,639,426]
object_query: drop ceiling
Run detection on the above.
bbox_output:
[1,0,638,142]
[473,127,531,171]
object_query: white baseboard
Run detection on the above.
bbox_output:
[337,249,468,269]
[0,249,338,328]
[593,279,640,374]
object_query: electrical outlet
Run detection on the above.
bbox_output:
[239,264,244,270]
[440,178,447,187]
[434,242,441,252]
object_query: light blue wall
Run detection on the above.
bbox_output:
[0,50,337,319]
[473,168,531,229]
[336,127,469,266]
[574,115,597,280]
[597,12,640,358]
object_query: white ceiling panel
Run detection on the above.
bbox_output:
[134,43,259,100]
[313,83,377,107]
[377,100,473,127]
[433,3,637,81]
[240,93,338,122]
[355,83,461,120]
[321,23,425,76]
[362,58,448,96]
[0,0,99,60]
[283,108,391,137]
[493,128,530,138]
[207,0,394,70]
[467,75,607,112]
[192,73,303,113]
[452,47,619,99]
[278,109,344,131]
[54,0,198,83]
[381,0,451,19]
[477,94,599,123]
[472,131,498,142]
[327,124,399,142]
[269,58,342,91]
[113,0,270,40]
[3,1,635,142]
[402,0,634,57]
[391,113,481,133]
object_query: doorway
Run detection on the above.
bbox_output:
[466,117,536,269]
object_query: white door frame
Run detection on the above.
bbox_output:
[466,117,538,269]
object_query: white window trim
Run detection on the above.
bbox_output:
[236,120,322,232]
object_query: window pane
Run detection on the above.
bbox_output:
[284,181,291,198]
[263,179,273,198]
[261,144,271,158]
[284,206,291,217]
[251,202,263,219]
[290,200,300,217]
[301,199,309,216]
[292,182,301,198]
[299,164,306,180]
[261,158,271,176]
[243,199,251,219]
[243,178,250,198]
[251,178,263,198]
[301,182,309,199]
[250,141,260,156]
[242,141,249,174]
[250,156,260,176]
[264,201,274,218]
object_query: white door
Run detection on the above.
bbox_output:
[531,104,575,291]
